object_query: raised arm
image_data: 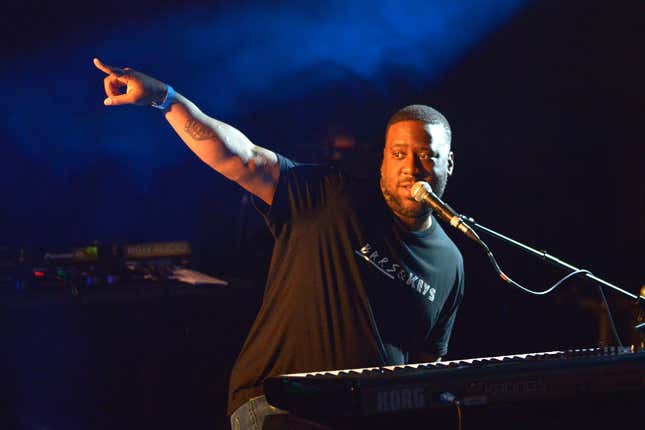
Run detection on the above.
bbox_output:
[93,58,279,204]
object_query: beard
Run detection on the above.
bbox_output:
[380,175,448,220]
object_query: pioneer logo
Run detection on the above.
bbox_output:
[376,387,425,413]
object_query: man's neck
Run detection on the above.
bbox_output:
[396,213,432,231]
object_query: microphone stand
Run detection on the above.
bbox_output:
[460,215,645,337]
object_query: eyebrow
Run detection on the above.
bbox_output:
[390,142,433,150]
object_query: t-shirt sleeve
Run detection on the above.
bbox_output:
[254,153,342,237]
[423,259,465,357]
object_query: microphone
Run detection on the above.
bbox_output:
[411,181,480,242]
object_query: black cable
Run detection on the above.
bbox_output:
[478,239,591,296]
[439,392,462,430]
[596,285,623,347]
[454,399,462,430]
[476,237,625,346]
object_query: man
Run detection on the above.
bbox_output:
[93,58,464,429]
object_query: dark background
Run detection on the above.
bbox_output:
[1,0,644,428]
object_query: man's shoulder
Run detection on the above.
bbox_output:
[278,154,341,184]
[279,154,380,198]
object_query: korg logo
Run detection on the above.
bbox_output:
[376,387,425,413]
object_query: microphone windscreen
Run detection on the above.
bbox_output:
[411,181,432,202]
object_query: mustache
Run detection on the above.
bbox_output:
[398,176,428,186]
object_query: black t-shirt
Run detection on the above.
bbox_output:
[227,154,464,414]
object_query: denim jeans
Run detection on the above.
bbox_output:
[230,395,288,430]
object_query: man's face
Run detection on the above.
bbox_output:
[380,120,454,220]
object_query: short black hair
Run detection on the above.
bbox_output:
[386,104,451,145]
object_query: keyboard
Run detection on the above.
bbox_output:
[264,346,645,417]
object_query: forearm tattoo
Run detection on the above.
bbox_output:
[184,119,217,141]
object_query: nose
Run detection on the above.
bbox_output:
[402,153,424,176]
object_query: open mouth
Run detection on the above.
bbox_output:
[398,183,416,199]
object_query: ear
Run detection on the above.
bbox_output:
[447,151,455,176]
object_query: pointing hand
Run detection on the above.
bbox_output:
[93,57,168,107]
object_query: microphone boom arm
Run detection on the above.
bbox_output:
[459,214,644,303]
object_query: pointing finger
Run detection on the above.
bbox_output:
[93,57,125,76]
[93,57,113,74]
